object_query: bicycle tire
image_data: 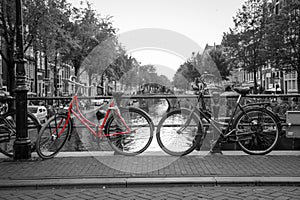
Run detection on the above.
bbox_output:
[233,107,280,155]
[106,107,154,156]
[36,114,72,159]
[0,111,41,158]
[156,108,202,156]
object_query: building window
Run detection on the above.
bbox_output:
[63,82,68,93]
[292,80,296,90]
[58,74,62,86]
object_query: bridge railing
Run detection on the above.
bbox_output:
[25,93,300,151]
[27,93,300,118]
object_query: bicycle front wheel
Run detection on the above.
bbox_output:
[36,114,72,159]
[156,108,202,156]
[0,111,41,158]
[106,107,154,156]
[234,107,280,155]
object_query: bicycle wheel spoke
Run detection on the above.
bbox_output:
[156,108,200,156]
[235,108,279,155]
[0,112,40,157]
[107,107,153,156]
[36,115,71,159]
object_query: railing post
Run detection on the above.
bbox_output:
[13,0,31,160]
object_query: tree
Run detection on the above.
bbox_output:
[34,0,73,96]
[118,63,172,93]
[208,47,231,80]
[30,0,117,96]
[0,0,16,93]
[173,48,229,90]
[157,74,172,89]
[67,1,116,77]
[172,60,200,91]
[119,63,139,91]
[79,36,118,94]
[0,0,75,95]
[176,61,201,82]
[176,50,226,85]
[173,72,190,91]
[105,49,136,82]
[265,1,300,93]
[0,0,47,94]
[222,0,269,93]
[79,38,138,95]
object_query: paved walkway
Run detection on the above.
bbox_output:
[0,151,299,189]
[1,186,300,200]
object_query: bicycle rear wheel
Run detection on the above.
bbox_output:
[36,114,72,159]
[0,111,41,158]
[234,107,280,155]
[156,108,202,156]
[106,107,154,156]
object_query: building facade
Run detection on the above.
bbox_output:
[228,0,299,94]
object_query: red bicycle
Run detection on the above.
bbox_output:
[36,77,154,159]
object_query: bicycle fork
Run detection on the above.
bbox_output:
[51,114,72,141]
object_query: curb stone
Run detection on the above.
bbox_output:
[0,177,299,189]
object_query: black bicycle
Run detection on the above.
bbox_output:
[0,94,41,157]
[156,76,281,156]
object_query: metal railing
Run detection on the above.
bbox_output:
[22,93,300,150]
[26,93,300,122]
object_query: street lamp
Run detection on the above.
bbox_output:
[14,0,31,159]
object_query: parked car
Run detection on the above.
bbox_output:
[28,105,48,123]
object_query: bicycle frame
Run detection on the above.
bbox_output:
[52,79,132,139]
[66,95,131,138]
[186,92,252,138]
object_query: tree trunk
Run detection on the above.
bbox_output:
[253,69,258,94]
[297,69,300,94]
[34,50,38,95]
[44,55,48,97]
[54,53,58,96]
[73,59,80,77]
[7,59,15,112]
[260,66,263,94]
[88,73,92,96]
[7,51,15,96]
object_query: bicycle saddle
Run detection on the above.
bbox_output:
[233,87,250,96]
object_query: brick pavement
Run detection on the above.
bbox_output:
[0,152,299,188]
[1,186,300,199]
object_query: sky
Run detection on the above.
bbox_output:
[68,0,246,80]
